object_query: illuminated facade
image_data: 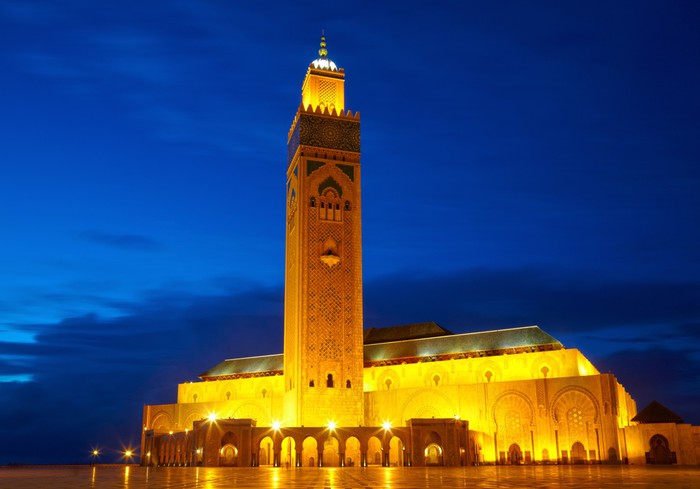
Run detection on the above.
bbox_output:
[141,37,700,468]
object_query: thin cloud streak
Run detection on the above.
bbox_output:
[79,230,165,251]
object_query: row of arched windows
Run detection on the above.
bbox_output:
[310,193,351,222]
[309,374,352,389]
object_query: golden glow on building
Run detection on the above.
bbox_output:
[301,35,344,113]
[140,35,700,469]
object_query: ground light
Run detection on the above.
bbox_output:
[124,449,135,464]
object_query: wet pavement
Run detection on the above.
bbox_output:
[2,465,700,488]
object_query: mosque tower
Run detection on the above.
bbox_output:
[283,35,364,427]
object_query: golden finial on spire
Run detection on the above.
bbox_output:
[319,30,328,58]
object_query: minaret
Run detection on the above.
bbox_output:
[283,35,363,427]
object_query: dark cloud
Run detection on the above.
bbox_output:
[0,283,283,464]
[1,264,698,463]
[79,230,165,251]
[363,267,700,335]
[675,322,700,340]
[597,347,700,425]
[580,335,658,345]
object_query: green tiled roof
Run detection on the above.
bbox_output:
[364,325,562,363]
[199,325,562,380]
[364,322,453,344]
[200,354,283,380]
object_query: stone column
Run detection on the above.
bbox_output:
[273,450,280,467]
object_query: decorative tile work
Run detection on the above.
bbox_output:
[318,176,343,198]
[336,163,355,181]
[298,114,360,153]
[307,160,326,176]
[287,123,300,165]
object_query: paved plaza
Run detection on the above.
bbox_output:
[2,465,700,488]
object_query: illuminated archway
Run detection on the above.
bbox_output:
[389,436,404,467]
[571,442,586,464]
[322,436,340,467]
[345,436,361,467]
[508,444,522,465]
[150,412,172,433]
[368,436,382,465]
[258,436,274,466]
[183,412,203,431]
[424,431,443,466]
[424,443,443,465]
[280,436,296,467]
[302,436,318,467]
[220,431,238,466]
[220,444,238,466]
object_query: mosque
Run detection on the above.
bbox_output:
[141,37,700,467]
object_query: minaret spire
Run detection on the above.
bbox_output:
[310,31,337,71]
[319,30,328,58]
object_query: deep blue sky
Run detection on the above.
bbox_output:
[1,1,698,464]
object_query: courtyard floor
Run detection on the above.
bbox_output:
[1,465,700,488]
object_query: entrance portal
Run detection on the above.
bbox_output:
[571,442,586,464]
[649,435,673,464]
[508,444,522,465]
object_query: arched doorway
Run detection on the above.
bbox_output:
[221,444,238,466]
[345,437,361,467]
[258,436,274,466]
[220,432,238,466]
[424,431,443,466]
[368,436,382,465]
[281,436,296,468]
[323,436,339,467]
[302,436,318,467]
[508,444,522,465]
[425,443,443,465]
[571,442,586,464]
[649,435,673,464]
[542,448,550,464]
[389,436,404,467]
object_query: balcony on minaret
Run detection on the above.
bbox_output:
[320,238,340,267]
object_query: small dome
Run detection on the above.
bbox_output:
[310,33,338,71]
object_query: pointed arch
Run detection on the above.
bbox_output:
[492,390,536,427]
[318,176,343,197]
[150,412,173,432]
[401,389,456,423]
[551,386,600,424]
